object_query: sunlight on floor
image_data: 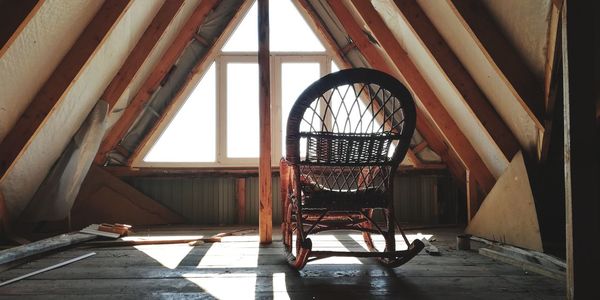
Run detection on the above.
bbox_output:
[272,273,290,300]
[196,240,260,268]
[184,273,257,300]
[303,234,363,265]
[134,243,194,269]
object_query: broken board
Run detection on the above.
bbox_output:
[466,151,543,251]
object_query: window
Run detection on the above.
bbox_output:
[134,0,340,167]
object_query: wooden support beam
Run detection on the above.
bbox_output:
[0,0,42,59]
[404,149,422,167]
[449,0,544,128]
[127,0,252,165]
[258,0,272,245]
[0,0,131,180]
[342,0,495,193]
[0,190,9,234]
[393,0,519,160]
[94,0,219,165]
[236,178,246,224]
[562,1,599,298]
[101,0,184,111]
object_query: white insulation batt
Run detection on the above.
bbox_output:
[372,0,508,178]
[0,0,165,219]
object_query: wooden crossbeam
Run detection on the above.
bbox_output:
[341,0,495,193]
[393,0,519,160]
[412,141,428,154]
[127,0,252,165]
[449,0,543,128]
[0,0,131,180]
[94,0,219,165]
[0,0,43,59]
[101,0,184,111]
[295,0,465,186]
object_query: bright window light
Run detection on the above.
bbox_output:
[222,1,325,52]
[281,62,321,157]
[227,63,260,158]
[134,244,194,269]
[144,63,216,162]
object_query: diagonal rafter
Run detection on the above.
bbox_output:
[102,0,185,111]
[392,0,519,161]
[95,0,220,165]
[333,0,494,193]
[449,0,544,128]
[0,0,131,180]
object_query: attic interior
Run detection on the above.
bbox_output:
[0,0,597,298]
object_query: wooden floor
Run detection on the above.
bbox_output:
[0,226,565,299]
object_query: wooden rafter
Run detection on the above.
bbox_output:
[295,0,429,170]
[94,0,220,165]
[392,0,519,160]
[413,141,428,154]
[449,0,544,128]
[0,0,131,180]
[127,0,253,165]
[339,0,494,193]
[0,0,43,59]
[101,0,184,111]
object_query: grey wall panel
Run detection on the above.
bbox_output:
[126,174,460,226]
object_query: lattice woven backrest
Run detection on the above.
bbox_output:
[286,68,416,194]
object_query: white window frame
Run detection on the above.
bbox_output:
[132,52,333,168]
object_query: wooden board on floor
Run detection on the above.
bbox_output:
[466,152,543,251]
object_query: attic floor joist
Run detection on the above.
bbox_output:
[95,0,221,165]
[331,0,494,194]
[0,0,131,181]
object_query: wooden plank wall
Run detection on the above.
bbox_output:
[125,174,460,226]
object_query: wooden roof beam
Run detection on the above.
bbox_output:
[0,0,131,180]
[392,0,519,161]
[101,0,184,111]
[296,0,464,184]
[95,0,220,165]
[341,0,495,193]
[449,0,544,128]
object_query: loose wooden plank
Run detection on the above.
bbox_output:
[0,0,131,180]
[392,0,519,160]
[0,233,95,266]
[258,0,272,245]
[101,0,184,110]
[0,252,95,287]
[94,0,220,165]
[331,0,495,194]
[236,178,246,224]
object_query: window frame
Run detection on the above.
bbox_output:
[132,52,333,168]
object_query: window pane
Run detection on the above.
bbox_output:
[281,62,321,157]
[144,63,216,162]
[222,1,325,52]
[227,63,259,158]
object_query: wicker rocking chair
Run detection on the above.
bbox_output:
[280,68,424,269]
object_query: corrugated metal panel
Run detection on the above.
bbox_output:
[127,174,459,225]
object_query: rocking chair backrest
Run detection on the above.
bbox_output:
[286,68,416,194]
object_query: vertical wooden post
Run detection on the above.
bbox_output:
[466,169,478,223]
[562,1,599,298]
[236,178,246,224]
[258,0,272,244]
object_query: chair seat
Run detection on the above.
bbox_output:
[302,186,387,210]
